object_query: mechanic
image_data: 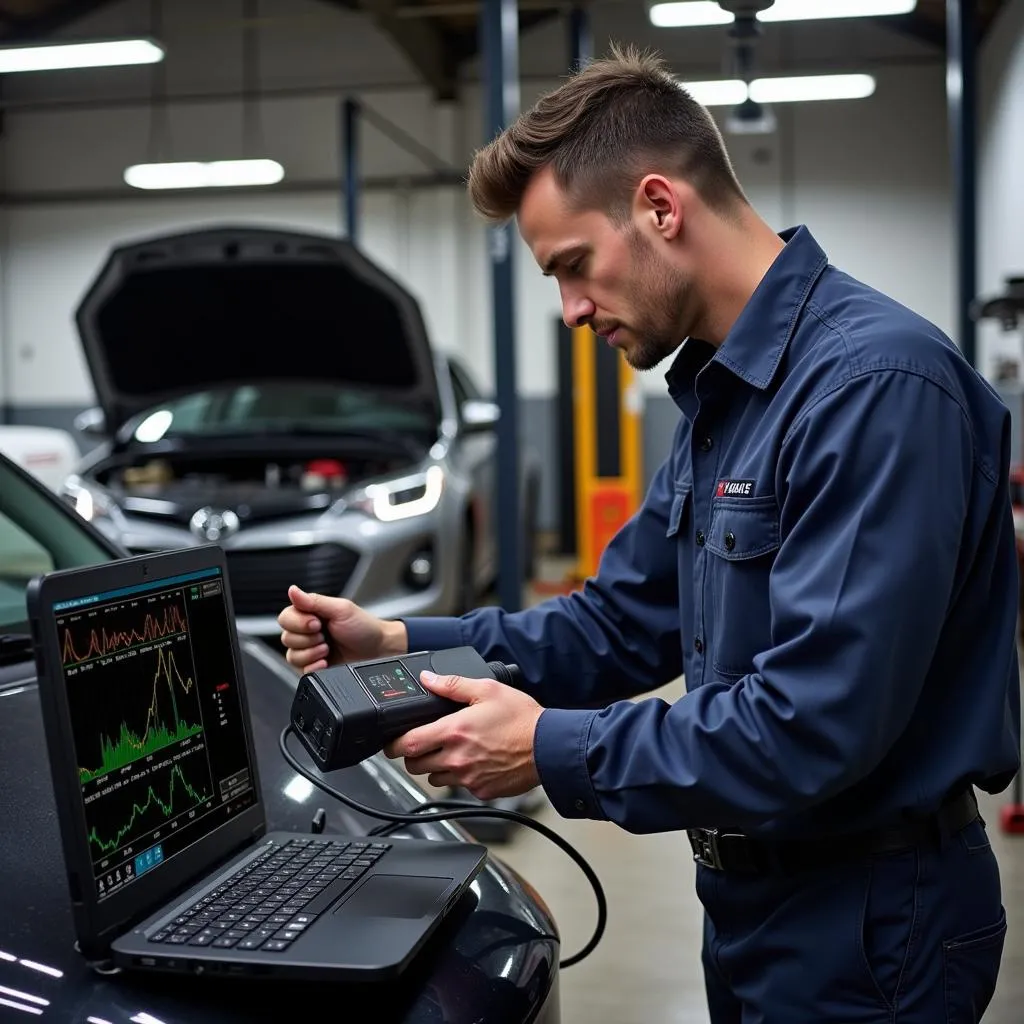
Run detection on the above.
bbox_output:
[278,45,1021,1022]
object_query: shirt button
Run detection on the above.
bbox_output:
[696,530,705,546]
[699,436,713,452]
[724,532,736,551]
[574,799,586,812]
[694,636,704,654]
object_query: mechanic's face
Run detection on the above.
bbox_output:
[519,166,690,371]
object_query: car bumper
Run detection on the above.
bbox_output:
[92,503,465,634]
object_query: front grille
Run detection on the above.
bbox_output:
[225,544,360,617]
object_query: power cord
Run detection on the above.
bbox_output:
[279,724,606,968]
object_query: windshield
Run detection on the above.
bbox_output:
[125,383,437,442]
[0,457,114,633]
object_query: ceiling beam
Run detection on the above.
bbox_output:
[352,0,459,100]
[0,0,116,42]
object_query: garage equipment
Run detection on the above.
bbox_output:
[283,647,607,968]
[290,646,520,772]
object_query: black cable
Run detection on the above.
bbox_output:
[279,724,605,968]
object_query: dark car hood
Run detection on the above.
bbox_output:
[0,639,557,1023]
[75,226,442,430]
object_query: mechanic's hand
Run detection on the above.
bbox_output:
[384,672,544,800]
[277,585,407,674]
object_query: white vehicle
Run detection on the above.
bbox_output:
[0,425,80,492]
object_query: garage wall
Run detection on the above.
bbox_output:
[0,0,955,532]
[979,0,1024,458]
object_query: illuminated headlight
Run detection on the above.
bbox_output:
[348,465,445,523]
[60,475,118,523]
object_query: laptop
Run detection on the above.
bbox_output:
[26,544,486,981]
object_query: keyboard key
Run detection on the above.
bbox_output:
[149,930,170,943]
[189,931,217,946]
[237,937,263,950]
[261,940,291,951]
[213,936,238,948]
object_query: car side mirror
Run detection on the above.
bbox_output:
[460,400,500,434]
[73,406,108,437]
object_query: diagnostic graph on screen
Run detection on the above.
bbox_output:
[59,585,216,870]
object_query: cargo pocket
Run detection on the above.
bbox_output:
[705,497,780,679]
[943,908,1007,1024]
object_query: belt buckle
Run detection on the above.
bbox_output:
[688,828,724,870]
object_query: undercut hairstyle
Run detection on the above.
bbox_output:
[467,43,748,224]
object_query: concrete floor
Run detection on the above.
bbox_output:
[484,671,1024,1023]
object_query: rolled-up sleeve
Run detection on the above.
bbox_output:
[404,452,684,710]
[543,368,978,832]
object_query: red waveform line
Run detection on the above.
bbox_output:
[62,602,188,665]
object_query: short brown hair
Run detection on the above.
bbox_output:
[467,43,747,224]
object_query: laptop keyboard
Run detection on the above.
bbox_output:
[147,837,392,953]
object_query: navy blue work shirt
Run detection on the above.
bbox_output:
[405,226,1022,838]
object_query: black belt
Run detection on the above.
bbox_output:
[687,788,980,875]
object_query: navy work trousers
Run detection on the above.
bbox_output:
[699,817,1007,1022]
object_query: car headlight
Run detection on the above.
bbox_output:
[60,475,118,523]
[347,465,445,522]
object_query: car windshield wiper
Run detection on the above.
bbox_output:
[0,632,34,667]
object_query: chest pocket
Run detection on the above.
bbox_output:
[705,497,780,679]
[665,468,692,539]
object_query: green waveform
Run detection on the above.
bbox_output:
[80,719,204,783]
[88,761,209,856]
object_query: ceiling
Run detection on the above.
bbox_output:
[0,0,1007,99]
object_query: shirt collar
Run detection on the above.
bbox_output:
[666,225,829,398]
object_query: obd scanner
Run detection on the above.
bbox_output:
[290,647,522,772]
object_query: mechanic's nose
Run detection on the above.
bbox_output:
[562,291,596,330]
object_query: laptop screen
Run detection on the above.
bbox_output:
[50,564,257,904]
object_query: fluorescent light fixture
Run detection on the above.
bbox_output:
[0,38,163,73]
[680,79,748,106]
[649,1,731,27]
[124,159,285,190]
[749,73,876,102]
[759,0,917,21]
[680,73,876,105]
[649,0,915,27]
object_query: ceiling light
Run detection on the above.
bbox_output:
[758,0,916,21]
[123,159,285,190]
[649,0,916,27]
[680,74,876,105]
[680,79,749,105]
[749,73,876,102]
[649,1,732,27]
[0,38,163,73]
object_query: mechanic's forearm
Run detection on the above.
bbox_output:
[402,588,680,709]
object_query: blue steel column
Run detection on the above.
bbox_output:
[342,97,360,243]
[946,0,977,367]
[481,0,523,611]
[569,4,592,71]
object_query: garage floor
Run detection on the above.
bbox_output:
[479,562,1024,1024]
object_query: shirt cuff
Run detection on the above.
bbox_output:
[401,617,466,654]
[533,708,605,820]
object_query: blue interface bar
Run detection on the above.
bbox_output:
[53,567,222,611]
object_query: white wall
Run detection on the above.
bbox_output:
[0,0,956,411]
[979,0,1024,380]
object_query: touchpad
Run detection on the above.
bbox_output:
[334,875,453,919]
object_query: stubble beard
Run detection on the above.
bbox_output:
[621,227,691,372]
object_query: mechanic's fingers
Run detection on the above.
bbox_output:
[279,628,325,651]
[285,644,329,672]
[287,585,349,622]
[277,602,322,635]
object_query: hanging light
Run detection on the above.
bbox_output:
[679,73,876,105]
[123,159,285,190]
[649,0,917,28]
[0,38,163,73]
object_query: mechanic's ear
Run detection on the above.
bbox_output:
[636,174,682,242]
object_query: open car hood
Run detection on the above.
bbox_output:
[75,226,442,430]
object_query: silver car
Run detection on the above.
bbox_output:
[60,225,539,638]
